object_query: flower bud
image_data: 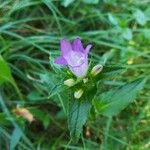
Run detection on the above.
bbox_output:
[91,64,103,76]
[83,78,88,83]
[74,89,84,99]
[127,58,133,65]
[64,78,75,87]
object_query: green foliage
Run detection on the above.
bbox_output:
[93,78,146,116]
[83,0,99,4]
[108,13,118,26]
[10,127,23,150]
[0,0,150,149]
[122,28,133,40]
[68,86,97,142]
[30,108,50,129]
[0,55,23,100]
[0,55,14,85]
[69,99,91,142]
[134,9,147,26]
[62,0,75,7]
[0,95,34,150]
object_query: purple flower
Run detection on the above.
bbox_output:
[54,38,92,78]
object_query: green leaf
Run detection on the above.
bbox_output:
[61,0,75,7]
[99,49,115,64]
[10,127,23,150]
[40,73,64,97]
[145,6,150,18]
[31,108,50,129]
[0,55,14,85]
[11,0,40,11]
[0,55,23,100]
[83,0,99,4]
[40,73,69,115]
[108,13,118,26]
[93,78,146,116]
[97,65,125,80]
[68,100,91,142]
[27,91,42,101]
[134,9,147,26]
[0,113,11,125]
[68,86,97,142]
[122,28,133,40]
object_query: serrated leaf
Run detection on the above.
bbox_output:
[94,78,146,116]
[68,100,91,142]
[40,73,69,115]
[40,73,64,97]
[10,127,23,150]
[134,9,147,26]
[68,86,97,142]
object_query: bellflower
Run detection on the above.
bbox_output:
[54,38,92,78]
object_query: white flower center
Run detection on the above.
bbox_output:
[65,50,85,67]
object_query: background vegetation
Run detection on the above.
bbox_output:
[0,0,150,149]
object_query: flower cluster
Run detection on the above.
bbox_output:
[55,37,103,99]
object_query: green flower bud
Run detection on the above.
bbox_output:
[91,64,103,76]
[74,89,84,99]
[64,78,75,87]
[83,78,88,83]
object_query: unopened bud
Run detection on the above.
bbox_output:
[127,58,133,65]
[74,89,83,99]
[91,64,103,76]
[83,78,88,83]
[64,78,75,87]
[129,40,135,46]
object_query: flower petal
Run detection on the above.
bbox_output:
[54,56,67,65]
[85,44,92,54]
[61,39,72,56]
[69,60,88,78]
[64,50,85,67]
[72,38,84,52]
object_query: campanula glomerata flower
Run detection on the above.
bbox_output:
[54,38,92,78]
